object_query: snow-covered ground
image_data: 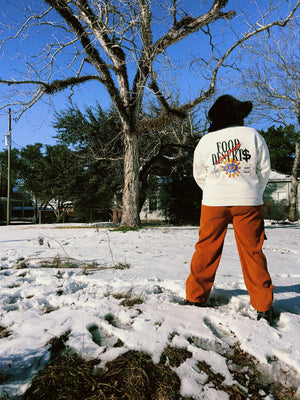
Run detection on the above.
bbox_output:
[0,222,299,399]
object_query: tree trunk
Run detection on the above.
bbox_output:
[34,194,38,224]
[121,129,141,227]
[288,140,300,222]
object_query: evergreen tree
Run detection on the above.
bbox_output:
[0,149,20,197]
[158,147,202,225]
[53,104,124,220]
[259,125,299,175]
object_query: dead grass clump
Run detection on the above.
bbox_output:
[0,370,8,385]
[91,350,182,400]
[226,342,260,394]
[24,350,183,400]
[0,326,11,339]
[112,226,141,233]
[195,342,298,400]
[197,360,250,399]
[47,330,71,360]
[14,258,29,269]
[112,288,144,307]
[23,353,99,400]
[24,329,93,400]
[267,383,298,400]
[160,346,193,368]
[114,262,131,269]
[119,296,144,307]
[0,390,10,400]
[38,256,79,269]
[37,257,129,271]
[43,305,59,314]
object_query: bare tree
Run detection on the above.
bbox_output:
[1,0,299,226]
[240,21,300,221]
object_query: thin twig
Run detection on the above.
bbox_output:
[106,231,115,265]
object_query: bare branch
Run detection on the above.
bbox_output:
[0,6,53,51]
[131,0,300,134]
[152,1,235,57]
[44,74,104,94]
[176,0,300,113]
[75,0,130,98]
[44,0,129,122]
[239,17,300,127]
[131,0,235,124]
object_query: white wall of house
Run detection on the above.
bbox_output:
[263,170,300,220]
[140,196,166,222]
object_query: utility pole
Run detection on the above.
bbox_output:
[0,161,2,197]
[6,108,11,225]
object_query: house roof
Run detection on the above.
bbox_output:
[269,170,291,181]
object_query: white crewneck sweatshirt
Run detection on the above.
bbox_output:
[193,126,271,206]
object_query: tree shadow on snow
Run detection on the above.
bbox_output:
[274,284,300,294]
[274,296,300,315]
[273,285,300,315]
[174,288,249,307]
[265,223,300,231]
[212,286,300,316]
[209,287,300,316]
[175,286,300,315]
[207,288,248,307]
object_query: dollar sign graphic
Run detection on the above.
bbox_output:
[242,148,251,162]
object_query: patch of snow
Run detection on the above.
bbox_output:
[0,223,299,399]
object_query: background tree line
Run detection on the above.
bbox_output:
[0,103,298,224]
[0,102,202,223]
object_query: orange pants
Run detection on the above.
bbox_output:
[186,205,274,312]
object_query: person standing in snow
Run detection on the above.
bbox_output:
[186,94,275,324]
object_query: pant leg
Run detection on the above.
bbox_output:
[186,205,230,304]
[231,205,274,312]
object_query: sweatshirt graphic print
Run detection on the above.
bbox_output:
[193,126,271,206]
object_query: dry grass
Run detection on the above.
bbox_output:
[0,326,11,339]
[22,330,186,399]
[38,256,81,269]
[23,352,99,400]
[193,342,298,400]
[2,328,298,400]
[113,262,131,270]
[111,288,144,307]
[0,326,13,396]
[91,350,183,400]
[23,350,184,400]
[9,337,297,400]
[160,346,193,367]
[0,391,10,400]
[47,330,71,360]
[13,255,131,273]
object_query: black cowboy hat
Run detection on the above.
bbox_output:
[208,95,253,131]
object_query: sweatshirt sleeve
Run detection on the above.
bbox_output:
[193,140,207,190]
[256,136,271,192]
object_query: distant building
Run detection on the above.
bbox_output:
[0,196,33,224]
[263,170,300,221]
[140,192,165,223]
[140,170,299,223]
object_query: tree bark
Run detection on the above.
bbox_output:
[121,129,141,227]
[288,140,299,221]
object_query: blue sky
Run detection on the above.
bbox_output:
[0,0,297,152]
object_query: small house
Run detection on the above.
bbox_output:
[263,170,300,220]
